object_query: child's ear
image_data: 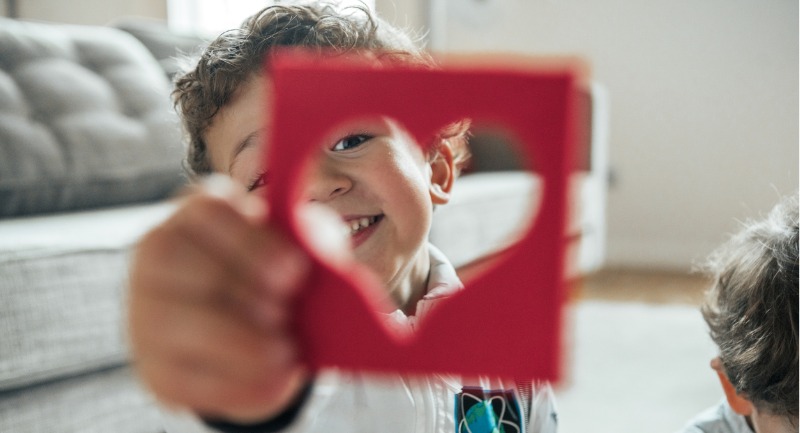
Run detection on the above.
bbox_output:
[429,139,456,205]
[711,357,754,416]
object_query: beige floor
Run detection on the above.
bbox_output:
[574,267,711,305]
[554,268,721,433]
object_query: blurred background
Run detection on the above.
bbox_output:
[2,1,796,432]
[2,0,796,271]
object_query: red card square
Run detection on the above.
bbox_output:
[264,52,583,381]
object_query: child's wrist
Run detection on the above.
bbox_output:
[203,380,314,433]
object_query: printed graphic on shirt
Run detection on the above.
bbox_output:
[455,386,523,433]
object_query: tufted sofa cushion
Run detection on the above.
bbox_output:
[0,18,185,217]
[112,17,207,80]
[0,202,175,392]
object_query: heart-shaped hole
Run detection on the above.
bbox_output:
[278,115,552,373]
[289,117,543,319]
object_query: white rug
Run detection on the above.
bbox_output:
[553,301,721,433]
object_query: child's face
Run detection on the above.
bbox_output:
[204,74,454,307]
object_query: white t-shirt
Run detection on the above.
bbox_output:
[677,399,753,433]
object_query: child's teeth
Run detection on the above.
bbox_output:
[349,216,377,235]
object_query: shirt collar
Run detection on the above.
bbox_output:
[387,243,463,333]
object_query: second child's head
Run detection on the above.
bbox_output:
[701,194,798,432]
[173,2,470,309]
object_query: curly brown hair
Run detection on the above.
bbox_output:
[701,194,798,421]
[173,2,469,178]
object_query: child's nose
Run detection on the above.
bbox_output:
[304,164,352,202]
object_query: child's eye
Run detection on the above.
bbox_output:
[247,171,268,192]
[331,134,372,152]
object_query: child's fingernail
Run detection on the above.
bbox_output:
[202,173,239,199]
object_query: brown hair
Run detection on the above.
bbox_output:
[701,194,798,420]
[173,2,469,177]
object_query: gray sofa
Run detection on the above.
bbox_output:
[0,17,201,433]
[0,15,608,433]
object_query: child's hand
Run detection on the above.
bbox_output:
[128,175,312,423]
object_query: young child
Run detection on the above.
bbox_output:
[128,2,558,432]
[678,195,798,433]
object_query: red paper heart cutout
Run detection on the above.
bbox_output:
[264,52,584,381]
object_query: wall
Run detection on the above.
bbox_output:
[378,0,799,271]
[3,0,166,24]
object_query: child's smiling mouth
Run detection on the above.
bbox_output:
[347,215,381,234]
[345,214,384,247]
